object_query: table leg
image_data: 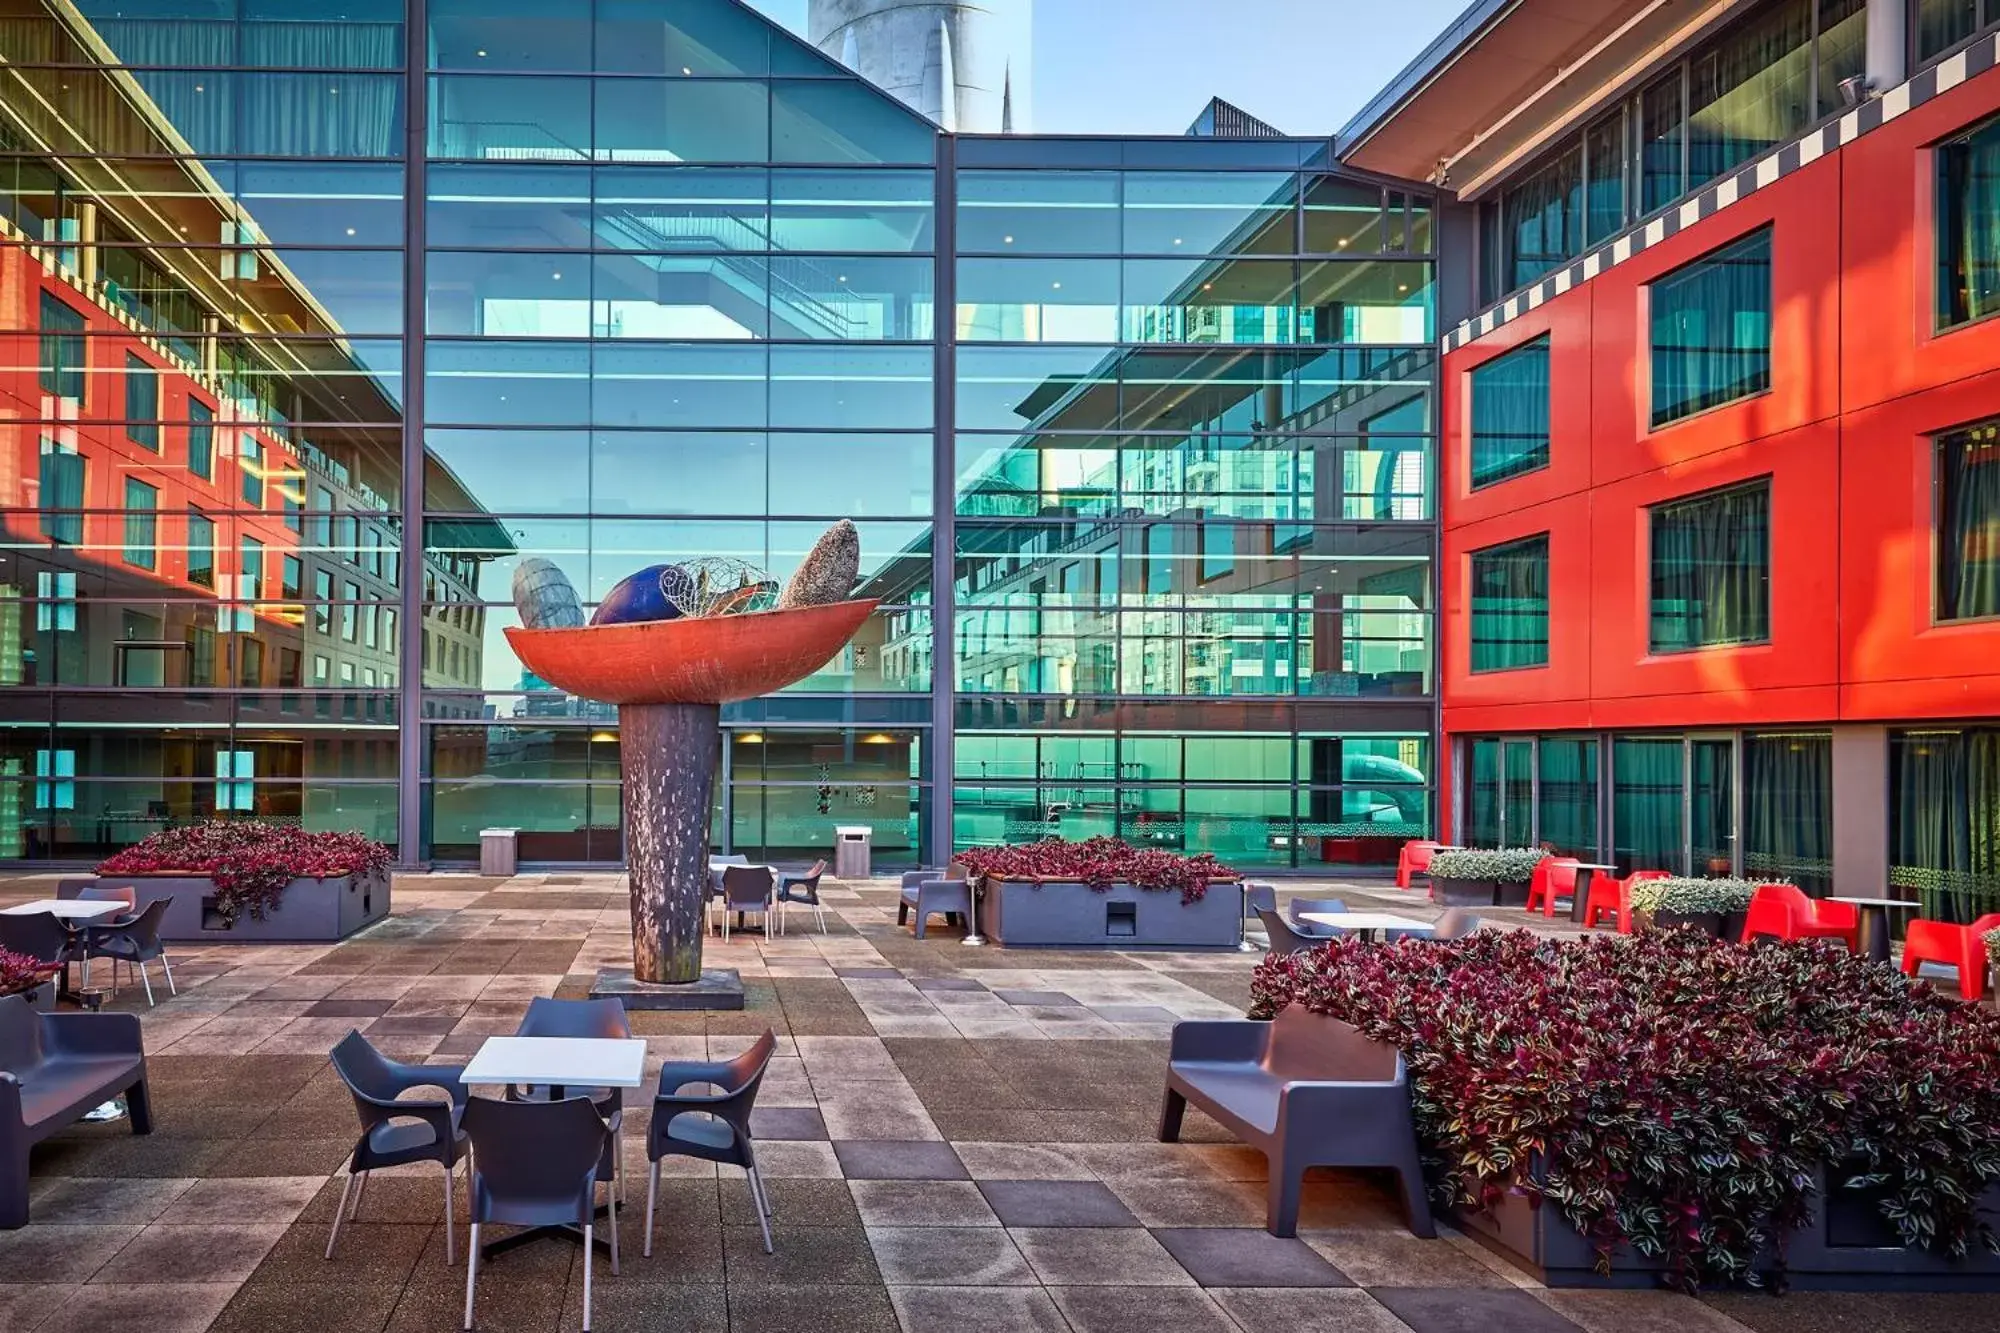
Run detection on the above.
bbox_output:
[479,1205,614,1261]
[1569,870,1596,925]
[1860,906,1891,964]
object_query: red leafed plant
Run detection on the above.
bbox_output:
[0,947,59,1000]
[98,821,391,926]
[955,836,1235,905]
[1251,928,2000,1291]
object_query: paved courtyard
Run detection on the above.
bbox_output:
[0,872,1977,1333]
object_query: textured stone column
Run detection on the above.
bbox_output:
[621,701,720,985]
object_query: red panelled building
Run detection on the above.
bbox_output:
[1342,0,2000,909]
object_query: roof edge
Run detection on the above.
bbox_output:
[1335,0,1520,158]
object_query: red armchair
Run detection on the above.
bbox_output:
[1524,857,1581,918]
[1740,883,1859,950]
[1581,869,1670,935]
[1900,913,2000,1002]
[1395,841,1445,891]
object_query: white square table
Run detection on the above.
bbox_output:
[1298,910,1435,941]
[459,1036,647,1261]
[1,899,126,920]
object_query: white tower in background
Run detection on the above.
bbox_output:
[807,0,1032,134]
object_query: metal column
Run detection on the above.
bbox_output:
[394,0,428,869]
[927,131,957,869]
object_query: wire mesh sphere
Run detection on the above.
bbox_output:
[664,557,780,618]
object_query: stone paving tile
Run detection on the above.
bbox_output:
[865,1226,1037,1285]
[849,1180,999,1228]
[977,1179,1136,1227]
[0,1223,142,1283]
[885,1284,1067,1333]
[1009,1226,1195,1286]
[1373,1287,1588,1333]
[1308,1229,1518,1288]
[1152,1227,1351,1287]
[1048,1284,1240,1333]
[1210,1287,1420,1333]
[831,1140,967,1180]
[34,1281,239,1333]
[90,1223,286,1286]
[721,1283,899,1333]
[1541,1290,1755,1333]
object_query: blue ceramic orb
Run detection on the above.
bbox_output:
[591,564,688,626]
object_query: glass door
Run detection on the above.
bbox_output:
[1612,736,1684,875]
[1501,739,1535,846]
[1688,735,1736,877]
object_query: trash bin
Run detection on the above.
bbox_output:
[480,827,520,876]
[834,824,873,879]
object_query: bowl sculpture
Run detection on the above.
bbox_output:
[505,599,878,706]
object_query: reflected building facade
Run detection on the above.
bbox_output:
[0,0,1441,870]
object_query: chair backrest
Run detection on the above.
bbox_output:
[76,885,137,913]
[1753,882,1811,917]
[462,1094,608,1225]
[0,912,70,964]
[803,859,828,879]
[0,994,47,1076]
[517,995,631,1041]
[721,865,775,910]
[1431,908,1481,940]
[1287,896,1347,925]
[329,1028,407,1108]
[1403,840,1442,871]
[114,899,169,949]
[1540,858,1581,895]
[1256,907,1319,957]
[1242,882,1277,918]
[1968,912,2000,938]
[1264,1007,1398,1082]
[715,1030,778,1100]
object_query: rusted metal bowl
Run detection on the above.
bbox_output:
[504,599,879,706]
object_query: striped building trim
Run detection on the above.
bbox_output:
[1441,32,2000,355]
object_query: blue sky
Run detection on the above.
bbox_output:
[746,0,1470,137]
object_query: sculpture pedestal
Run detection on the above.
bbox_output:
[622,701,720,986]
[589,966,745,1011]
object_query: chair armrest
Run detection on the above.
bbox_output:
[383,1060,469,1107]
[1167,1019,1271,1064]
[655,1059,735,1097]
[1276,1075,1404,1125]
[40,1011,145,1058]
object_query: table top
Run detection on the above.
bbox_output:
[1571,862,1618,871]
[1298,911,1434,932]
[1829,896,1922,909]
[2,899,126,920]
[459,1036,649,1088]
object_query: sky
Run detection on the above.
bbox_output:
[745,0,1472,137]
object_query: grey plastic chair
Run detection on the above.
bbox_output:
[0,912,73,970]
[0,996,150,1228]
[714,865,776,939]
[510,997,629,1203]
[77,899,174,1005]
[1287,896,1349,938]
[462,1094,616,1332]
[1429,907,1483,940]
[644,1030,778,1258]
[326,1030,468,1263]
[1160,1007,1434,1239]
[1256,908,1323,957]
[776,860,829,932]
[898,871,970,939]
[74,884,137,923]
[1239,882,1277,951]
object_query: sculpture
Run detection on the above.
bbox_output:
[505,523,873,1000]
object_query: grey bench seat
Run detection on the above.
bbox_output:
[1,994,152,1228]
[1159,1007,1434,1239]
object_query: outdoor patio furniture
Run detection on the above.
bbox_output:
[510,998,630,1203]
[71,884,137,923]
[898,875,970,940]
[1240,882,1277,951]
[1741,883,1859,950]
[644,1030,778,1258]
[0,911,73,971]
[1581,869,1670,934]
[1286,896,1348,938]
[1159,1006,1434,1239]
[326,1030,468,1263]
[1900,912,2000,1001]
[1428,907,1483,940]
[0,994,151,1229]
[1524,857,1582,917]
[76,899,175,1006]
[712,865,778,940]
[1256,908,1323,957]
[776,859,829,932]
[1396,840,1447,889]
[462,1094,617,1332]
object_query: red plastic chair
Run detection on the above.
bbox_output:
[1740,883,1859,950]
[1581,869,1670,935]
[1900,912,2000,1001]
[1524,857,1581,918]
[1396,841,1445,890]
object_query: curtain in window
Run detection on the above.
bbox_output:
[1500,148,1582,292]
[1939,422,2000,620]
[1939,116,2000,329]
[1466,739,1501,846]
[1470,536,1549,671]
[1613,738,1684,875]
[1816,0,1868,118]
[1651,230,1772,426]
[38,443,84,545]
[1650,484,1770,651]
[1641,75,1685,215]
[1744,732,1832,896]
[1470,337,1551,488]
[1537,738,1598,858]
[1915,0,1989,63]
[1892,728,2000,919]
[1502,742,1533,844]
[1687,0,1811,184]
[38,292,85,402]
[1583,113,1626,246]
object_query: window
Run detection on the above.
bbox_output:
[187,626,217,686]
[38,439,84,544]
[38,291,85,402]
[240,638,264,689]
[123,478,158,569]
[1199,525,1234,582]
[1650,229,1772,427]
[1744,731,1833,896]
[313,653,331,685]
[240,537,264,599]
[1938,419,2000,621]
[187,398,214,480]
[187,510,216,588]
[1938,114,2000,331]
[314,570,334,634]
[1469,336,1551,488]
[1498,143,1582,294]
[1915,0,2000,65]
[1817,0,1868,119]
[342,579,360,641]
[239,435,265,506]
[1650,481,1771,652]
[283,555,304,600]
[1538,737,1599,859]
[125,354,159,451]
[1686,1,1813,186]
[1469,535,1550,671]
[1891,726,2000,919]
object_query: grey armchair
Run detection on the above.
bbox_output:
[713,865,777,939]
[1256,908,1323,957]
[463,1095,616,1331]
[898,870,970,940]
[510,997,628,1204]
[645,1030,778,1257]
[1160,1007,1433,1239]
[0,995,150,1228]
[326,1030,468,1262]
[77,899,174,1005]
[776,859,829,932]
[1287,896,1349,938]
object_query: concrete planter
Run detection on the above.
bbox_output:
[68,867,390,943]
[976,877,1242,949]
[1455,1165,2000,1290]
[0,981,55,1013]
[1430,876,1531,908]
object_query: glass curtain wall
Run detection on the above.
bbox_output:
[1743,731,1832,895]
[1649,229,1772,427]
[1892,727,2000,919]
[950,144,1437,868]
[1536,737,1599,859]
[1611,737,1685,874]
[1915,0,2000,64]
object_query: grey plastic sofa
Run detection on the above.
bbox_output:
[898,870,969,939]
[1158,1006,1434,1239]
[0,994,151,1228]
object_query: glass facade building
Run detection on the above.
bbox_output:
[0,0,1439,870]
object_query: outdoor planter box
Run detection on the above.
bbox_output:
[976,877,1242,949]
[65,867,390,944]
[1454,1165,2000,1290]
[1,982,55,1013]
[1430,876,1532,908]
